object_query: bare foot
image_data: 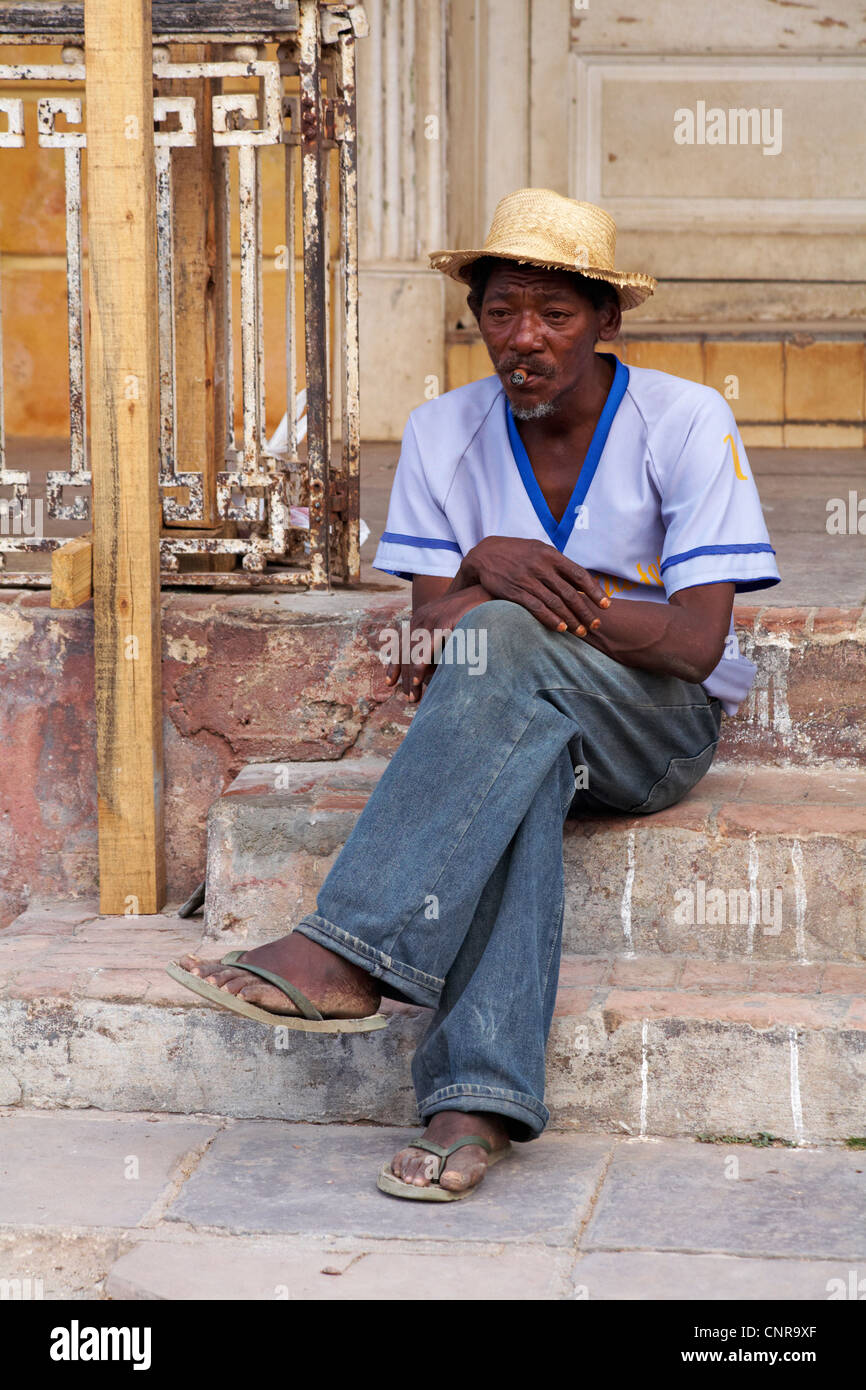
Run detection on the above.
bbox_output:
[178,932,381,1019]
[390,1110,511,1194]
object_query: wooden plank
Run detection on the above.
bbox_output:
[85,0,165,916]
[49,535,92,608]
[0,2,300,39]
[157,42,219,528]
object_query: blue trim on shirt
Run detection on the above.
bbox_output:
[380,530,462,554]
[672,573,781,595]
[660,542,777,574]
[735,576,781,592]
[505,354,629,553]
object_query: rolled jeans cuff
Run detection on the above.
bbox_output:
[419,1084,550,1140]
[293,913,444,1009]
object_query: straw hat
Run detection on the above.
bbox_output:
[429,188,656,311]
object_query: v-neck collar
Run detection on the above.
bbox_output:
[505,353,629,552]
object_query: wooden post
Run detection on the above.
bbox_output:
[85,0,166,914]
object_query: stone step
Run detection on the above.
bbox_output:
[722,604,866,765]
[183,597,863,768]
[157,595,864,769]
[0,910,863,1141]
[5,591,864,932]
[204,758,866,963]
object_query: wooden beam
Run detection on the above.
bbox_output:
[50,535,92,608]
[85,0,166,916]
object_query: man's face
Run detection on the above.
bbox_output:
[477,263,619,419]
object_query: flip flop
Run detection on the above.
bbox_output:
[377,1134,510,1201]
[165,951,388,1033]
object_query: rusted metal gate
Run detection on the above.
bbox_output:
[0,0,364,591]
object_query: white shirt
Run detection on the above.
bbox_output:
[373,356,781,713]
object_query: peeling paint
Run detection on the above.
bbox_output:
[0,606,35,659]
[791,839,808,965]
[165,634,208,664]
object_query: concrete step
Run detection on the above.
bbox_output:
[204,758,866,963]
[0,909,864,1141]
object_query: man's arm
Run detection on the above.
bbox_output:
[386,557,732,698]
[576,582,735,685]
[458,536,733,684]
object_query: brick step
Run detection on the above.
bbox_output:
[172,595,863,768]
[244,598,866,767]
[204,758,866,963]
[0,910,862,1141]
[161,594,866,772]
[721,605,866,765]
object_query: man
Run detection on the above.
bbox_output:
[174,189,779,1201]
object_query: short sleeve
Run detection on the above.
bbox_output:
[372,415,463,581]
[658,392,781,597]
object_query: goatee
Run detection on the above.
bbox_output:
[511,400,557,420]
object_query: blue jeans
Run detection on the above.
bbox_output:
[295,600,723,1142]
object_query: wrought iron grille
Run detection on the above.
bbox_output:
[0,0,364,589]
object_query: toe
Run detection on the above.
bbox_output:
[179,954,213,978]
[218,970,257,995]
[202,967,236,986]
[236,979,291,1010]
[439,1157,486,1192]
[391,1147,437,1186]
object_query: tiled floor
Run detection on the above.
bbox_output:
[1,1108,864,1300]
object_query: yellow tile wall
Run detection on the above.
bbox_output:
[704,342,784,423]
[445,335,866,445]
[623,340,704,382]
[783,341,865,423]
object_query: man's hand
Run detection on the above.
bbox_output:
[457,536,610,635]
[384,580,493,703]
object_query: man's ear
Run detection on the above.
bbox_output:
[596,298,622,342]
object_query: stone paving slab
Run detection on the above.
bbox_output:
[106,1234,570,1300]
[570,1250,865,1301]
[3,1112,866,1300]
[0,1111,219,1228]
[166,1122,614,1246]
[584,1139,866,1261]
